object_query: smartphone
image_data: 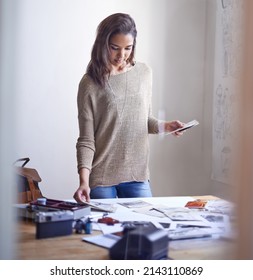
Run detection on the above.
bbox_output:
[167,120,199,135]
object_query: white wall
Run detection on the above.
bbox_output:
[149,0,219,198]
[0,0,19,260]
[149,0,211,197]
[13,0,217,200]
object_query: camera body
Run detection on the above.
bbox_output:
[35,210,74,239]
[109,224,169,260]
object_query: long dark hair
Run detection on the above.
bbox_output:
[86,13,137,88]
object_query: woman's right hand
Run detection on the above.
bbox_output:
[74,167,91,203]
[73,184,91,203]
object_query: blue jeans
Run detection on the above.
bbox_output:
[90,181,152,199]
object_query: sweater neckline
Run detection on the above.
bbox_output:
[109,62,137,78]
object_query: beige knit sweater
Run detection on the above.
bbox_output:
[76,62,159,188]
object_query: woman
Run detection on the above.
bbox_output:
[73,13,184,203]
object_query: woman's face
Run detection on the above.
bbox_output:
[108,33,134,70]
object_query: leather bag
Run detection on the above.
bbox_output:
[14,157,44,203]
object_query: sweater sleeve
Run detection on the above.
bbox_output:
[76,75,96,172]
[146,65,159,134]
[148,116,159,134]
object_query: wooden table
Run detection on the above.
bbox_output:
[14,196,237,260]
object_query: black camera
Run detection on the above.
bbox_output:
[109,223,169,260]
[35,210,74,239]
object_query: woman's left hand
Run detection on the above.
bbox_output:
[164,120,185,137]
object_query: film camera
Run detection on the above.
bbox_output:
[35,210,74,239]
[109,222,169,260]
